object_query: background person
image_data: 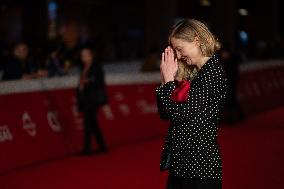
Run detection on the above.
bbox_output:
[77,47,108,155]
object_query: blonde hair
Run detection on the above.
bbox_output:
[168,19,221,81]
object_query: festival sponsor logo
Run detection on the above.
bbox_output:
[0,125,13,142]
[136,99,157,114]
[114,91,130,116]
[118,104,130,116]
[102,105,114,120]
[114,92,124,101]
[22,111,37,137]
[47,111,61,132]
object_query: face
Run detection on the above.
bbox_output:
[14,44,29,61]
[80,49,93,65]
[170,37,202,66]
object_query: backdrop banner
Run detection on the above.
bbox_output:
[0,61,283,173]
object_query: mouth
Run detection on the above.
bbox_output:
[182,57,192,64]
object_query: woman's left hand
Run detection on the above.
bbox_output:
[160,46,178,83]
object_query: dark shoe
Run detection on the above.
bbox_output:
[94,147,108,154]
[76,150,95,156]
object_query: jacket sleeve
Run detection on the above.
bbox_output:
[155,81,193,123]
[155,66,227,126]
[155,82,175,121]
[156,95,169,121]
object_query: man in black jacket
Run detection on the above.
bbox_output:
[77,47,108,155]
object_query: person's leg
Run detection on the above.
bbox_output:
[181,178,222,189]
[82,111,93,153]
[166,172,181,189]
[90,108,107,152]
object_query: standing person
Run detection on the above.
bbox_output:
[156,19,227,189]
[2,42,38,80]
[77,47,108,155]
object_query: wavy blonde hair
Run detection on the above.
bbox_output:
[168,19,221,81]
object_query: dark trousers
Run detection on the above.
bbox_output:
[83,108,107,152]
[166,173,222,189]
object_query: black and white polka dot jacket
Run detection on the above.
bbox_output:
[156,55,227,180]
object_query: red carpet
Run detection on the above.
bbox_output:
[219,107,284,189]
[1,107,284,189]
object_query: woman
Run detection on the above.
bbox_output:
[156,19,227,189]
[77,47,108,155]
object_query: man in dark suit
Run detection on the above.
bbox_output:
[77,47,108,155]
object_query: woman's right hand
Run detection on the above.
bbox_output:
[160,46,178,84]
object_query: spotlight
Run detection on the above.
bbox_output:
[238,9,248,16]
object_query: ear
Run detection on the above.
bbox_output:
[193,37,200,47]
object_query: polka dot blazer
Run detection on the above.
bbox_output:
[156,54,227,180]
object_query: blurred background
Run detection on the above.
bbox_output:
[0,0,283,74]
[0,0,284,189]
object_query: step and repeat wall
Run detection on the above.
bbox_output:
[0,60,284,173]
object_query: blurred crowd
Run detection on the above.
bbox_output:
[0,40,83,81]
[0,30,144,81]
[1,37,284,81]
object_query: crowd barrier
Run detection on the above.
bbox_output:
[237,60,284,115]
[0,60,283,174]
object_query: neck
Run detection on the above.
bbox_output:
[196,56,210,70]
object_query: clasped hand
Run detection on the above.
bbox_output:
[160,46,178,84]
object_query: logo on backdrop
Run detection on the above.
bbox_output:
[118,104,130,116]
[114,92,124,101]
[0,125,13,142]
[102,105,114,120]
[22,111,37,137]
[47,111,61,132]
[136,100,157,114]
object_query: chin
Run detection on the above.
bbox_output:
[186,59,193,66]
